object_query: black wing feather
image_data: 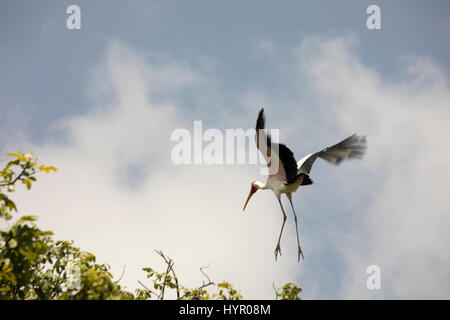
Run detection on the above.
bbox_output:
[256,108,265,130]
[318,134,367,164]
[276,143,299,184]
[256,108,299,184]
[298,133,367,175]
[255,108,271,148]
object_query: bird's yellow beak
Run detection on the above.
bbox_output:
[243,186,256,212]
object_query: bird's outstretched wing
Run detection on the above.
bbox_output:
[297,134,367,175]
[255,109,299,184]
[255,108,271,152]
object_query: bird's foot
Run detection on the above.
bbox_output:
[297,246,305,262]
[274,243,282,261]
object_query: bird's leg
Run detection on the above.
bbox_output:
[287,193,304,262]
[274,197,287,261]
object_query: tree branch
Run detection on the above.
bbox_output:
[114,265,126,284]
[138,280,158,297]
[0,163,30,187]
[155,250,180,299]
[200,263,213,286]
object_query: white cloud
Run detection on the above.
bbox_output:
[11,40,302,299]
[8,34,450,299]
[295,35,450,298]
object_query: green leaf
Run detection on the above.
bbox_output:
[8,239,18,248]
[7,153,20,158]
[17,215,38,223]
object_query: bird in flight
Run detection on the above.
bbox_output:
[243,108,367,261]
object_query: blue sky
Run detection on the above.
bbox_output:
[2,0,450,141]
[1,1,450,299]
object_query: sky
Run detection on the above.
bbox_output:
[1,0,450,299]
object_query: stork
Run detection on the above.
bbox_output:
[243,108,367,261]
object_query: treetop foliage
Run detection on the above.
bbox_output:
[0,151,302,300]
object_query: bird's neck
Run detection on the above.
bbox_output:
[254,181,269,190]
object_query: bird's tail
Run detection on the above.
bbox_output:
[318,134,367,165]
[301,174,313,186]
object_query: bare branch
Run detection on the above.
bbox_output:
[138,280,158,297]
[200,263,212,286]
[170,263,180,299]
[155,250,180,299]
[272,282,279,300]
[178,281,214,300]
[138,280,150,291]
[160,258,172,300]
[146,250,217,300]
[114,265,126,284]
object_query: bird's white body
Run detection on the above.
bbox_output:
[254,167,306,198]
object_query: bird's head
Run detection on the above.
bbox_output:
[242,181,262,212]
